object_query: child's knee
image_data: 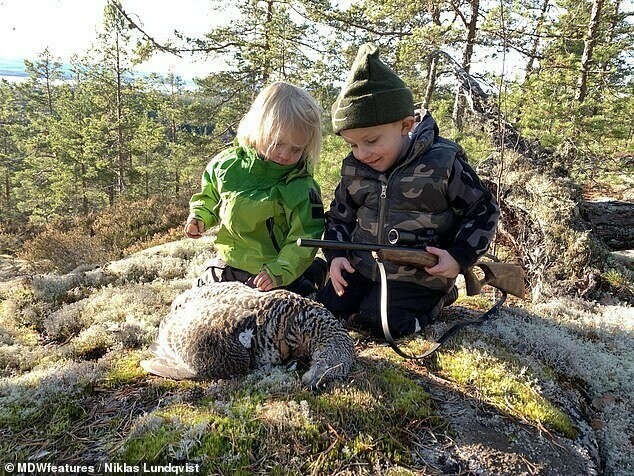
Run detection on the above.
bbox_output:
[357,309,420,339]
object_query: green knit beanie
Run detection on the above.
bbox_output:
[331,43,414,134]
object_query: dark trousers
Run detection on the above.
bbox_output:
[316,271,445,339]
[198,258,327,298]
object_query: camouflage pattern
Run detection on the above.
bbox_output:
[324,113,500,292]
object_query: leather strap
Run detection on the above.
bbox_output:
[373,252,507,359]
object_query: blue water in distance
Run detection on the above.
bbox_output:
[0,57,195,87]
[0,57,30,79]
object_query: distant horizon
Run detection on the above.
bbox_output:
[1,0,231,83]
[0,56,204,86]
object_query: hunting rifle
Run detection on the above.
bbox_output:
[297,230,525,359]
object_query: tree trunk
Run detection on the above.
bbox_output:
[44,61,54,116]
[576,0,604,102]
[82,162,88,215]
[525,0,550,78]
[2,139,9,204]
[423,56,438,110]
[4,174,9,204]
[452,0,479,130]
[262,0,274,83]
[145,149,150,199]
[582,200,634,250]
[423,8,441,109]
[115,31,126,195]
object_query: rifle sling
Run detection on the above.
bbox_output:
[374,252,507,360]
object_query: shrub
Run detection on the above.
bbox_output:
[0,232,23,254]
[92,196,188,256]
[18,227,111,274]
[123,227,184,255]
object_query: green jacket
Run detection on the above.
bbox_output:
[189,145,324,286]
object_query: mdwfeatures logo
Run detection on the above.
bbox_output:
[14,463,96,473]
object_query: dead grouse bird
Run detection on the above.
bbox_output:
[141,281,355,390]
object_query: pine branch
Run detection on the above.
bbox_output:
[107,0,243,56]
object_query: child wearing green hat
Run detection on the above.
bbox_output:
[316,43,500,338]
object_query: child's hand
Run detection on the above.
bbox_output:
[184,218,205,238]
[330,257,355,296]
[424,246,460,278]
[253,270,275,291]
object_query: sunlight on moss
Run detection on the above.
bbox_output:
[435,348,577,438]
[102,351,148,388]
[118,357,436,474]
[121,396,263,472]
[455,294,496,311]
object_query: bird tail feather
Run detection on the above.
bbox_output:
[140,357,197,380]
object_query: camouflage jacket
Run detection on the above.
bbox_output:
[324,113,500,292]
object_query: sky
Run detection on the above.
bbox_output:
[0,0,524,84]
[0,0,231,79]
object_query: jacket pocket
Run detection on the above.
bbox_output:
[265,217,281,253]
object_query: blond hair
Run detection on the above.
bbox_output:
[236,82,322,167]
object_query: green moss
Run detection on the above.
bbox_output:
[103,351,148,388]
[121,394,264,472]
[120,426,176,463]
[435,349,578,438]
[119,360,436,474]
[301,361,434,470]
[0,394,86,436]
[377,365,432,419]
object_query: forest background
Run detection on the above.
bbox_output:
[0,0,633,474]
[0,0,631,267]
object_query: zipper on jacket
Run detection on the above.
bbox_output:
[266,217,281,253]
[375,180,389,281]
[377,181,388,243]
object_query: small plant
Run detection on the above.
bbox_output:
[602,268,634,299]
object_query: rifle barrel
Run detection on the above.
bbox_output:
[297,238,386,252]
[297,238,439,268]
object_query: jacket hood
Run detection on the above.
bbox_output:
[404,111,439,163]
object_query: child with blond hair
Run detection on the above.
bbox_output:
[185,82,327,296]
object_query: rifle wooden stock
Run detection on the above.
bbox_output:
[297,238,526,299]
